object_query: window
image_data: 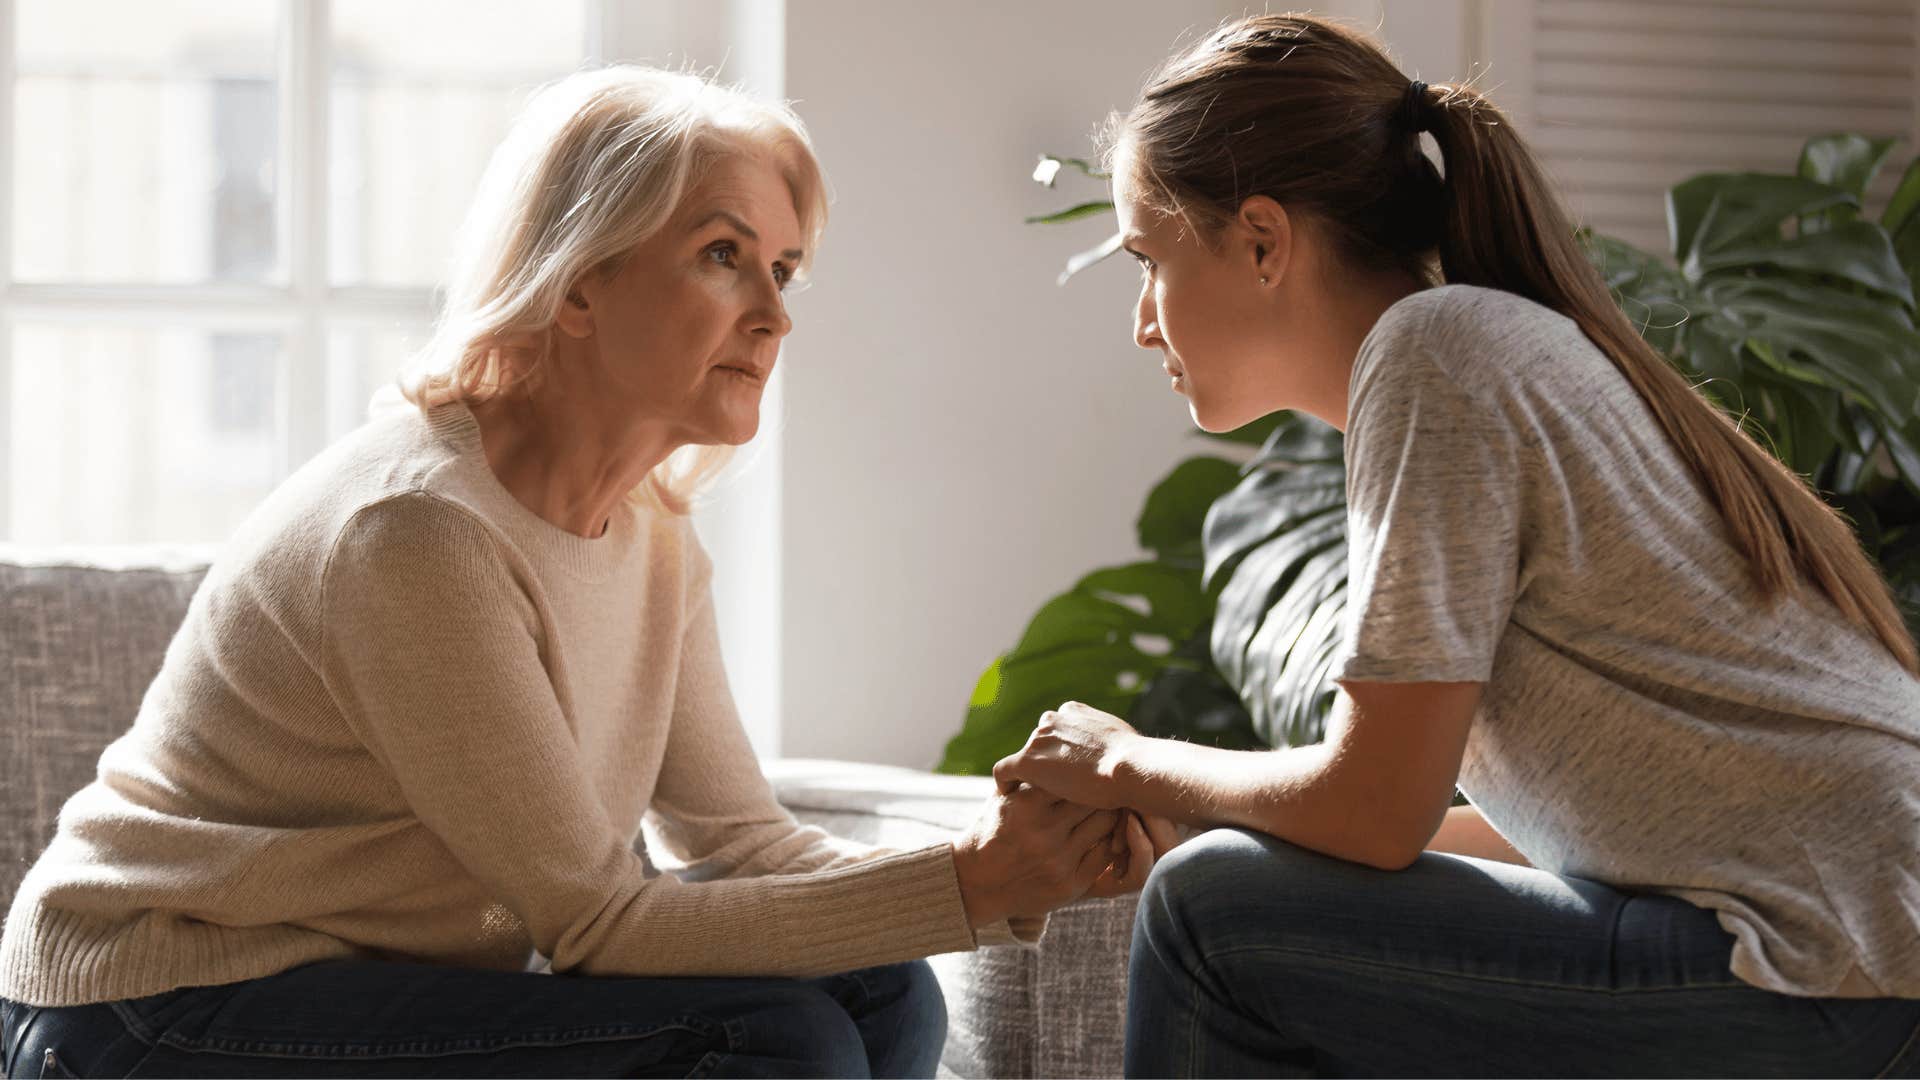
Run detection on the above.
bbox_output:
[1,0,600,543]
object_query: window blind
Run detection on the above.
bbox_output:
[1525,0,1917,255]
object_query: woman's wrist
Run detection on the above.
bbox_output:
[1105,734,1224,828]
[1104,732,1156,809]
[948,836,1006,928]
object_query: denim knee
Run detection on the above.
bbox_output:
[876,960,946,1037]
[847,960,947,1078]
[1140,829,1271,931]
[747,983,871,1077]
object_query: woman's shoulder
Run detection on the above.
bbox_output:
[1355,284,1605,411]
[1366,285,1580,364]
[203,409,471,585]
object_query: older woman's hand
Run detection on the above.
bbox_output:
[950,781,1120,928]
[991,701,1143,811]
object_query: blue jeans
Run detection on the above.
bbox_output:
[0,957,945,1078]
[1127,828,1920,1078]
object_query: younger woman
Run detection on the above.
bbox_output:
[995,14,1920,1077]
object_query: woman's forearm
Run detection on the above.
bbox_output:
[1109,736,1413,869]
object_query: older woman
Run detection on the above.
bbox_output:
[0,67,1155,1079]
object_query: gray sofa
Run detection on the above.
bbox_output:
[0,547,1136,1078]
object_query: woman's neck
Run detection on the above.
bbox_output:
[1315,269,1428,432]
[467,390,672,539]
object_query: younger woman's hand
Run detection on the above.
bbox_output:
[1085,810,1189,898]
[992,701,1142,810]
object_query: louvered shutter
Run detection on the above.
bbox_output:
[1495,0,1918,256]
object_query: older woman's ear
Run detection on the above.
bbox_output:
[555,287,594,340]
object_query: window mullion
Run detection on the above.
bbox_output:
[586,0,608,63]
[283,0,330,478]
[0,0,14,539]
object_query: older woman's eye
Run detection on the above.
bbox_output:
[773,264,793,290]
[705,241,737,266]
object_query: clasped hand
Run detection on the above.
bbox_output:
[950,702,1180,928]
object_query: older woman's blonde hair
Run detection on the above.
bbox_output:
[398,65,829,516]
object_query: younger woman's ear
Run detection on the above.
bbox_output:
[1237,194,1292,285]
[554,285,593,339]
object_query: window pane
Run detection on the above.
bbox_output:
[13,0,281,284]
[331,1,588,287]
[9,325,283,544]
[327,324,427,441]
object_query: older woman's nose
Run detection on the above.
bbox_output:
[750,300,793,339]
[746,277,793,339]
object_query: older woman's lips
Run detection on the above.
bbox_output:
[717,365,766,384]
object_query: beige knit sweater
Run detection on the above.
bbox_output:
[0,402,1021,1008]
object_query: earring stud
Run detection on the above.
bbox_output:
[1259,275,1269,285]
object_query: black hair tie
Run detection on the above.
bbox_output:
[1399,80,1432,133]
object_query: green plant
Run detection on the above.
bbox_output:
[935,423,1277,775]
[937,135,1920,775]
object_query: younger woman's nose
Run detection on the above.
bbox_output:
[1134,289,1161,350]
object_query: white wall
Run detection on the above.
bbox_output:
[777,0,1246,767]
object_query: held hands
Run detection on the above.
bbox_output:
[950,779,1179,927]
[1086,807,1185,898]
[951,701,1185,928]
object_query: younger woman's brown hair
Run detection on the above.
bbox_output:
[1110,12,1918,674]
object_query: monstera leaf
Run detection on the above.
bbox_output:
[1592,139,1920,491]
[937,454,1258,774]
[936,560,1213,775]
[1202,413,1349,748]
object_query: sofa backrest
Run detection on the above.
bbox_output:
[1,547,212,910]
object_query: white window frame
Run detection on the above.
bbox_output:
[0,0,642,538]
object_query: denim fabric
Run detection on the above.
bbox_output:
[0,957,945,1078]
[1126,828,1920,1078]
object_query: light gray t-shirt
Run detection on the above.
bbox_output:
[1333,283,1920,998]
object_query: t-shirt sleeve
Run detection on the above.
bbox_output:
[1332,341,1528,685]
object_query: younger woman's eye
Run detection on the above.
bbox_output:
[1131,251,1155,271]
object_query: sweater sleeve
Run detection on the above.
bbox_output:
[317,494,979,977]
[644,529,896,880]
